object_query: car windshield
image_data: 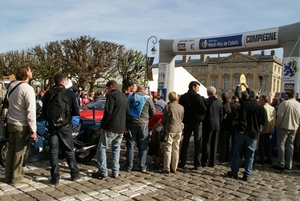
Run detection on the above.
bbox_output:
[81,99,106,110]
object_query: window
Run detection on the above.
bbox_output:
[224,67,229,71]
[212,66,217,71]
[187,68,192,73]
[273,78,276,92]
[274,66,277,73]
[261,78,267,92]
[201,68,205,73]
[200,79,205,85]
[277,80,280,92]
[247,78,252,89]
[234,77,239,87]
[223,78,228,90]
[193,68,198,73]
[262,65,267,71]
[235,67,240,71]
[247,66,252,71]
[211,78,216,87]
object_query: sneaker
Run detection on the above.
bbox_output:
[50,178,59,186]
[140,169,147,173]
[227,171,238,179]
[91,172,107,179]
[111,174,118,179]
[71,175,81,182]
[12,178,32,184]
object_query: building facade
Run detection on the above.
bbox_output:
[176,50,282,98]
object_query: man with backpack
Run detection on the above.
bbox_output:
[42,73,80,185]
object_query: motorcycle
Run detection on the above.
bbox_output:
[0,117,100,166]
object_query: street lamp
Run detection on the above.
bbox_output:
[146,36,158,82]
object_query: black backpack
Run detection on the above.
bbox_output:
[47,88,71,128]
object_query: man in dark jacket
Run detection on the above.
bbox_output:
[92,80,129,179]
[42,73,80,185]
[178,81,207,170]
[201,86,223,167]
[228,91,267,181]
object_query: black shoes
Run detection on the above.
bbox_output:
[91,172,107,179]
[227,171,238,179]
[71,175,81,182]
[271,165,284,170]
[50,178,59,186]
[242,174,248,181]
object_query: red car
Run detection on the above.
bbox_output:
[80,98,163,131]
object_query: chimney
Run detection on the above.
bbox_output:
[200,54,206,62]
[271,50,275,56]
[182,55,188,63]
[261,50,265,56]
[248,51,254,56]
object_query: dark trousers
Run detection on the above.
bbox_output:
[179,123,202,168]
[202,130,219,167]
[258,133,272,163]
[49,125,79,181]
[219,130,231,162]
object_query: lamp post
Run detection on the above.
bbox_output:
[146,36,158,82]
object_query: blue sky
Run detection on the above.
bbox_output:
[0,0,299,63]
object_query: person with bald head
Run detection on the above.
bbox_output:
[125,84,156,173]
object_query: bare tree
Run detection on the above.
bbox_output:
[30,42,63,89]
[116,48,147,92]
[61,35,123,90]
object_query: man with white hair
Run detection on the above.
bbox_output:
[201,86,223,168]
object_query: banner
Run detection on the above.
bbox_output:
[281,57,300,94]
[158,63,168,101]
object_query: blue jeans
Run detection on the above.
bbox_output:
[96,130,123,176]
[126,125,149,171]
[231,133,257,177]
[49,124,79,181]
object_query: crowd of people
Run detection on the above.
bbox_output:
[2,62,300,186]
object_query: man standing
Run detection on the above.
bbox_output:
[201,86,223,167]
[5,63,37,184]
[92,80,129,178]
[272,91,300,170]
[258,95,276,165]
[178,81,207,170]
[42,73,80,185]
[228,91,267,181]
[126,85,156,172]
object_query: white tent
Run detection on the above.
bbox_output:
[148,66,207,98]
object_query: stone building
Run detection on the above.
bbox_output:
[175,50,282,97]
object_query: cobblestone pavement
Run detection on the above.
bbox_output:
[1,137,300,201]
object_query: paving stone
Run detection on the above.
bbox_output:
[152,194,174,201]
[120,189,140,198]
[132,195,157,201]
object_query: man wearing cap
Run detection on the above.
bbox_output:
[92,80,129,179]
